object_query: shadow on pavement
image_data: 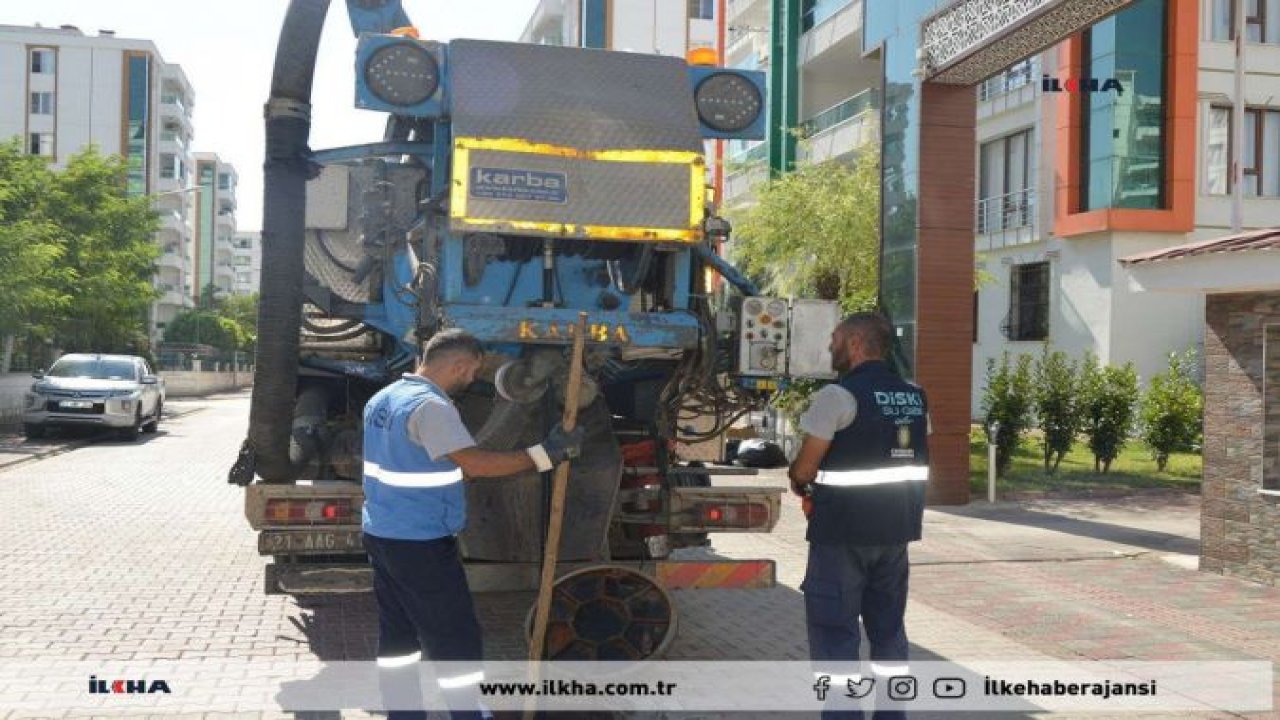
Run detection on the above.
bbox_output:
[930,504,1200,556]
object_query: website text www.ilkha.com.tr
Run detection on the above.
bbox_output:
[479,678,678,698]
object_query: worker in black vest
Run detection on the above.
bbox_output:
[789,312,929,720]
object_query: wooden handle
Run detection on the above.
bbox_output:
[525,312,589,716]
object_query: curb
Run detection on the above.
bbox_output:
[0,405,207,473]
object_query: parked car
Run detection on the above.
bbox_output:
[22,354,165,441]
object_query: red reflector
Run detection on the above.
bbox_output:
[699,503,770,528]
[264,498,354,525]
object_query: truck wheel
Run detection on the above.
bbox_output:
[23,423,46,440]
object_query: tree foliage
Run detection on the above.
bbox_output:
[981,352,1035,477]
[0,141,158,359]
[1034,345,1082,473]
[43,148,160,351]
[1141,350,1203,471]
[0,141,70,340]
[1080,353,1140,474]
[162,310,249,353]
[727,151,880,312]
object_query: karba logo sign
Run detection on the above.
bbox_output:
[1041,75,1125,95]
[89,675,172,694]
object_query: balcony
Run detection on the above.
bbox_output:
[158,129,189,156]
[156,283,187,308]
[799,89,879,163]
[727,0,768,23]
[157,244,184,271]
[798,0,861,67]
[975,188,1038,252]
[977,58,1038,117]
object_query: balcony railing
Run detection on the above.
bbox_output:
[801,89,879,137]
[976,188,1035,235]
[731,142,770,164]
[802,0,854,32]
[977,58,1038,103]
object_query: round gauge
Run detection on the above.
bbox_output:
[744,299,763,315]
[694,72,763,133]
[767,300,787,316]
[363,41,440,107]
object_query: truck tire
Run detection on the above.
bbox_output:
[143,400,162,433]
[23,423,46,440]
[117,409,141,442]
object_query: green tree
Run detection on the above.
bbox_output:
[1034,345,1082,473]
[217,292,259,350]
[162,309,248,353]
[727,151,880,312]
[0,141,72,371]
[1080,354,1140,474]
[42,147,159,353]
[981,352,1035,477]
[1141,350,1203,471]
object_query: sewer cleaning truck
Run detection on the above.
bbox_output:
[228,0,840,659]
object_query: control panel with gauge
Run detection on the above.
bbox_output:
[737,297,841,380]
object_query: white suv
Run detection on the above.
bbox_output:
[23,354,166,441]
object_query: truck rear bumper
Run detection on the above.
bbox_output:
[267,559,776,594]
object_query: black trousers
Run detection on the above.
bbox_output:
[803,541,911,720]
[364,532,485,720]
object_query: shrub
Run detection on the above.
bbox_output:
[1034,345,1081,474]
[1080,354,1140,474]
[980,352,1035,477]
[1141,350,1203,471]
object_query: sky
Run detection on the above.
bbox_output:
[0,0,541,231]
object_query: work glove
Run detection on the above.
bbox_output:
[526,423,585,472]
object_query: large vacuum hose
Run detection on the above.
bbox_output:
[234,0,331,484]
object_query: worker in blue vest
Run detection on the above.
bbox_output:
[788,313,929,720]
[362,329,583,720]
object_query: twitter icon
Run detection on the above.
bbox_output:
[846,677,876,698]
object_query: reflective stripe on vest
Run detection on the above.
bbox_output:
[815,465,929,487]
[364,461,463,488]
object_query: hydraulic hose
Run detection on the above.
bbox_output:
[238,0,332,484]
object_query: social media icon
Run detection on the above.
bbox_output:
[887,675,918,701]
[845,677,875,699]
[813,675,831,701]
[933,677,967,699]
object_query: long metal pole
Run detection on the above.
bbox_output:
[1232,0,1246,232]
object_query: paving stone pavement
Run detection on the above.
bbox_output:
[0,392,1277,719]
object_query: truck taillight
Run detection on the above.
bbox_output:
[264,498,356,525]
[699,502,771,529]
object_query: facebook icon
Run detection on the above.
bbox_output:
[814,675,832,701]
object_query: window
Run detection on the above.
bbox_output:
[218,172,232,191]
[160,153,177,180]
[1004,262,1049,341]
[1080,0,1167,211]
[977,58,1037,101]
[29,132,53,157]
[1211,0,1280,42]
[1207,106,1280,196]
[29,48,54,74]
[29,91,53,115]
[688,0,714,20]
[1207,106,1231,194]
[977,129,1034,234]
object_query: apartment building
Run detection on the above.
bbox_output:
[231,231,261,297]
[521,0,718,54]
[721,0,1280,414]
[191,153,239,303]
[0,24,197,343]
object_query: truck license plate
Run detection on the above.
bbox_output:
[60,400,93,409]
[258,530,364,554]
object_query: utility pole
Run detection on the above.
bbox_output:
[1231,0,1246,232]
